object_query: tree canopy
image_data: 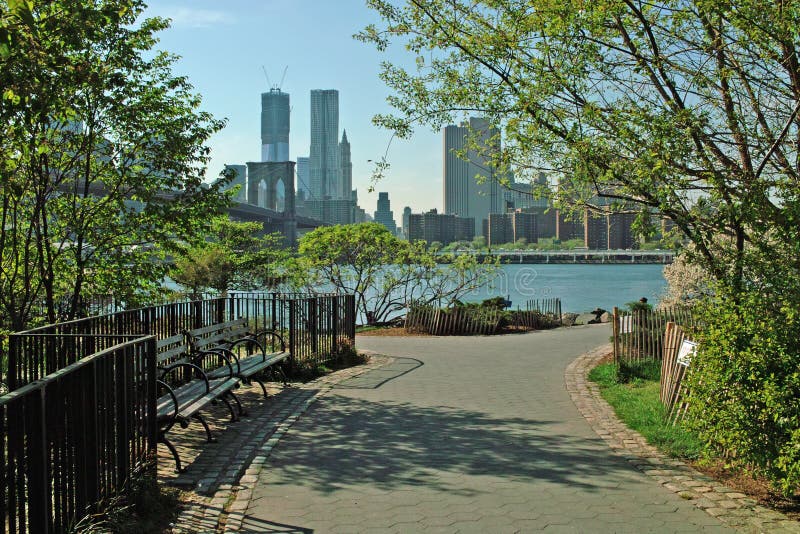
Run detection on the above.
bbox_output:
[358,0,800,295]
[171,218,287,298]
[0,0,228,329]
[292,223,497,324]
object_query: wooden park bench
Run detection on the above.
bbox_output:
[186,318,290,404]
[156,333,241,472]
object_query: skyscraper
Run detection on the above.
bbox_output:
[261,89,290,162]
[296,156,311,199]
[310,89,341,199]
[339,130,352,200]
[402,206,411,239]
[443,117,503,235]
[374,192,397,235]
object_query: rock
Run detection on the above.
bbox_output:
[600,311,612,323]
[561,313,579,327]
[576,313,597,325]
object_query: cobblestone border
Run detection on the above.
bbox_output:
[171,351,393,533]
[566,344,800,534]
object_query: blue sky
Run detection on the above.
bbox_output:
[141,1,442,215]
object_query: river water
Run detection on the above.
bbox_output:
[466,264,667,313]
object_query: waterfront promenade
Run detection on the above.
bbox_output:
[232,326,733,533]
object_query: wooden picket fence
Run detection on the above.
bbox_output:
[660,322,696,424]
[526,298,562,319]
[404,298,563,336]
[612,305,695,363]
[405,305,503,335]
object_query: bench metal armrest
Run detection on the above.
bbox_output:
[156,379,180,430]
[248,329,286,353]
[159,362,210,393]
[229,336,268,363]
[193,348,236,378]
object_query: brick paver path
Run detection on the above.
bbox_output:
[242,325,732,533]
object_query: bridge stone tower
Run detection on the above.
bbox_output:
[246,161,296,247]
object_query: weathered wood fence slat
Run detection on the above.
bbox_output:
[612,306,695,363]
[405,298,561,336]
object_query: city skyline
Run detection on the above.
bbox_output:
[140,2,441,214]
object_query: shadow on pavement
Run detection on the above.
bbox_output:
[237,516,313,533]
[333,357,423,390]
[260,394,636,498]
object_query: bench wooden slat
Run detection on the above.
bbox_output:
[157,333,189,363]
[189,318,248,337]
[175,377,239,420]
[206,351,289,381]
[194,329,248,349]
[156,376,239,419]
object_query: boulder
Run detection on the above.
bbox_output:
[561,313,579,327]
[600,311,612,323]
[577,313,596,325]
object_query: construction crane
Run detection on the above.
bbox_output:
[261,66,271,89]
[277,66,288,90]
[261,65,289,91]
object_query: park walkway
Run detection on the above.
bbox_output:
[236,325,732,533]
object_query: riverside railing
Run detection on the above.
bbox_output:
[6,294,356,389]
[228,293,356,370]
[1,293,355,533]
[1,335,157,534]
[6,298,226,390]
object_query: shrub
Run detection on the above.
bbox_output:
[685,290,800,495]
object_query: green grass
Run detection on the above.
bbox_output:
[588,362,704,459]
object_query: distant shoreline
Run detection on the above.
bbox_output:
[440,250,674,265]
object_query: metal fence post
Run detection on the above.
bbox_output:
[28,386,50,534]
[309,298,319,361]
[332,296,339,346]
[288,299,297,372]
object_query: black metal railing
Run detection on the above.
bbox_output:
[228,293,356,370]
[0,336,157,533]
[7,294,356,389]
[6,298,226,390]
[1,293,355,533]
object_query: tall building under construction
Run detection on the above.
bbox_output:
[261,88,290,162]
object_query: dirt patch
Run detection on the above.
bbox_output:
[597,352,614,365]
[691,461,800,520]
[357,327,431,337]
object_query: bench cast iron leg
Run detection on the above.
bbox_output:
[228,390,246,417]
[272,365,289,387]
[192,413,216,443]
[254,376,269,398]
[160,434,184,473]
[220,395,238,422]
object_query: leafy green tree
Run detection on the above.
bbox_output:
[358,0,800,295]
[293,222,497,324]
[0,0,228,329]
[359,4,800,491]
[171,217,287,298]
[470,236,486,250]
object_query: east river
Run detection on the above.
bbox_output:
[467,263,667,313]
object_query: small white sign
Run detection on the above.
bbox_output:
[677,340,697,367]
[620,315,632,334]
